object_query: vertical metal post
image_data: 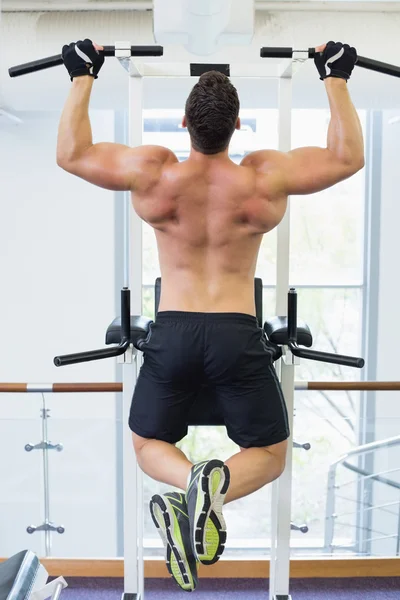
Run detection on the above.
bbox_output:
[324,465,338,552]
[41,396,52,557]
[136,352,145,600]
[123,191,131,290]
[114,109,129,559]
[121,68,144,600]
[129,74,144,316]
[122,349,141,598]
[270,71,294,600]
[358,110,382,556]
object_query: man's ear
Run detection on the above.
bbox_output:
[236,117,241,130]
[182,115,187,128]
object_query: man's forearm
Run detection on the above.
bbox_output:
[325,78,364,166]
[57,76,94,165]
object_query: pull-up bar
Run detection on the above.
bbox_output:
[11,44,400,79]
[260,47,400,78]
[8,45,164,78]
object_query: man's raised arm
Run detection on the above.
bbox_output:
[56,39,173,192]
[246,42,365,196]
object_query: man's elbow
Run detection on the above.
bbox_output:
[343,154,365,177]
[353,154,365,173]
[57,152,69,169]
[56,154,78,174]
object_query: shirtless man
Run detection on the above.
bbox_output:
[58,40,364,592]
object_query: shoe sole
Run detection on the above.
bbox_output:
[193,459,230,565]
[150,495,196,592]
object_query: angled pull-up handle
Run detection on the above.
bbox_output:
[9,45,164,78]
[54,288,132,367]
[287,288,365,369]
[260,47,400,78]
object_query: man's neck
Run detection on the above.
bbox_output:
[188,147,231,162]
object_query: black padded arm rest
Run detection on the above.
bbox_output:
[264,316,313,348]
[106,316,152,345]
[0,550,40,600]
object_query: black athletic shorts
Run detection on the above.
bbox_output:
[129,312,290,448]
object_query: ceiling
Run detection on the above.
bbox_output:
[1,0,154,9]
[3,0,400,13]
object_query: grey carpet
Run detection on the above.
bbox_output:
[61,577,400,599]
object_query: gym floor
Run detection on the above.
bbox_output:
[61,577,400,599]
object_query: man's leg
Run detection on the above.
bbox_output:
[132,433,192,489]
[225,440,287,504]
[133,432,287,503]
[133,432,287,571]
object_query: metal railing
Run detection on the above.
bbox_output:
[324,435,400,555]
[2,380,400,557]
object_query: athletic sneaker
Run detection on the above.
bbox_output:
[150,492,198,592]
[186,459,230,565]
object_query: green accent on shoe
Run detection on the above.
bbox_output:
[186,459,231,566]
[150,492,198,592]
[211,470,221,494]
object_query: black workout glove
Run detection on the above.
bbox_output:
[314,41,357,81]
[62,39,105,81]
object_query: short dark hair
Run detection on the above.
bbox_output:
[185,71,240,155]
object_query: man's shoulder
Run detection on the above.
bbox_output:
[136,145,178,165]
[240,149,285,170]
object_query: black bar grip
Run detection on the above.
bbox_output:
[9,54,63,77]
[287,288,297,344]
[260,47,293,59]
[9,45,164,78]
[355,55,400,78]
[260,46,400,78]
[289,344,365,369]
[54,341,130,367]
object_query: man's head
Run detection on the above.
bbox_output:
[183,71,240,155]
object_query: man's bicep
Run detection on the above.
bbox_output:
[283,147,355,195]
[60,144,171,192]
[59,143,133,191]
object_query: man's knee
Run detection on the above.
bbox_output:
[240,439,288,479]
[132,432,176,458]
[132,432,153,456]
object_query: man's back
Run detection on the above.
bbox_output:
[133,153,287,314]
[56,50,364,317]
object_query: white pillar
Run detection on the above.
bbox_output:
[122,350,143,598]
[269,72,294,600]
[129,74,144,315]
[122,69,144,600]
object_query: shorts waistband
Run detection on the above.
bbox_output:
[155,311,259,326]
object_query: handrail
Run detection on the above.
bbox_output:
[324,435,400,552]
[305,382,400,391]
[342,461,400,491]
[0,381,400,393]
[332,435,400,467]
[0,383,122,393]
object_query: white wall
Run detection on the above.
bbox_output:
[1,9,400,112]
[0,111,119,557]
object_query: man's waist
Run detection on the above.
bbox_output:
[155,311,258,326]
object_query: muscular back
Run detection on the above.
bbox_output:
[132,152,288,315]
